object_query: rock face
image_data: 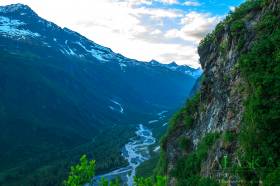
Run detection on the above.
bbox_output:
[162,0,280,185]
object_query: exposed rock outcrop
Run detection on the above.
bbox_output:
[162,0,280,185]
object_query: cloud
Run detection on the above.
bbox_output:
[150,29,162,35]
[229,6,236,12]
[183,0,201,7]
[165,11,221,43]
[0,0,221,68]
[158,45,199,66]
[157,0,179,4]
[135,7,183,18]
[114,0,153,6]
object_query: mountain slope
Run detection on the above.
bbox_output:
[156,0,280,185]
[0,4,200,186]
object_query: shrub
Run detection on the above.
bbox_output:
[177,176,219,186]
[237,7,280,184]
[263,167,280,186]
[162,93,200,150]
[178,136,191,151]
[134,176,166,186]
[230,20,245,34]
[184,115,194,128]
[231,0,263,20]
[173,133,220,182]
[223,131,236,143]
[64,155,95,186]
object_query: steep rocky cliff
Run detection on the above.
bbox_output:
[159,0,280,185]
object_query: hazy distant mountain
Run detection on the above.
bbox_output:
[0,4,201,186]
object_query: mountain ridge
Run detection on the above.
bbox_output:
[0,3,200,76]
[0,3,200,186]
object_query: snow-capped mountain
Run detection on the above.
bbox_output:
[0,3,201,77]
[148,60,202,77]
[0,4,200,186]
[0,4,122,62]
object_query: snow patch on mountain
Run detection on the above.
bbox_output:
[64,40,77,56]
[149,60,202,78]
[75,42,108,62]
[119,63,127,71]
[0,16,25,27]
[0,16,40,38]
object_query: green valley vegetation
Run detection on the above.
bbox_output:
[64,155,166,186]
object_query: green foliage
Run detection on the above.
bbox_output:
[196,133,220,163]
[223,131,237,143]
[263,167,280,186]
[198,33,215,50]
[135,177,153,186]
[173,133,220,184]
[237,35,246,51]
[99,177,109,186]
[230,19,246,50]
[168,110,182,130]
[237,5,280,184]
[136,152,160,178]
[178,136,191,151]
[134,176,166,186]
[199,22,226,51]
[64,155,122,186]
[176,172,219,186]
[184,115,194,129]
[230,20,245,34]
[64,155,95,186]
[161,93,200,150]
[158,1,280,185]
[219,39,228,56]
[198,0,265,51]
[197,177,219,186]
[98,177,120,186]
[230,0,264,20]
[182,92,201,129]
[154,150,168,176]
[257,12,279,34]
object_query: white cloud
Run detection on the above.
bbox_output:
[114,0,153,6]
[158,0,179,4]
[135,7,183,18]
[184,0,201,7]
[0,0,221,68]
[150,29,162,35]
[165,11,220,43]
[229,6,236,12]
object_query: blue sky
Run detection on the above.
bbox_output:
[144,0,244,15]
[0,0,244,67]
